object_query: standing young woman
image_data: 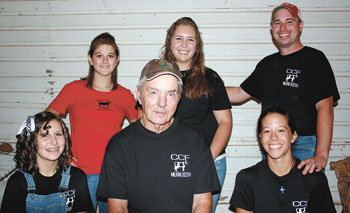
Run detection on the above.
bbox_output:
[46,32,138,212]
[229,107,336,213]
[161,17,232,212]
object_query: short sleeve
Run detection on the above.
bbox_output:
[306,173,336,213]
[312,51,340,104]
[229,170,255,212]
[207,69,231,111]
[97,135,127,199]
[123,89,138,121]
[70,168,95,213]
[48,82,74,115]
[193,148,220,194]
[240,61,264,101]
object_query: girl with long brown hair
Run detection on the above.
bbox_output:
[162,17,232,211]
[46,32,138,212]
[1,111,94,212]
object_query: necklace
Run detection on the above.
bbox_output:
[279,158,295,195]
[280,158,296,175]
[181,70,188,78]
[289,158,296,172]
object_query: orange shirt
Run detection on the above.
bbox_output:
[49,80,137,174]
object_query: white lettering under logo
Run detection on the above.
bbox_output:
[170,154,191,178]
[292,200,308,213]
[283,69,300,88]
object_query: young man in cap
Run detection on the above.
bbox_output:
[97,59,220,212]
[226,3,340,174]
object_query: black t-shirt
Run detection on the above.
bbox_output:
[175,68,231,150]
[241,46,340,135]
[229,159,336,213]
[97,119,220,213]
[1,166,94,213]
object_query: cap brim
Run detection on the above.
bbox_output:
[146,72,183,85]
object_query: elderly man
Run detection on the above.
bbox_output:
[226,3,340,174]
[97,59,220,213]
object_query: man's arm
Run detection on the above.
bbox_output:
[192,192,212,213]
[297,96,334,174]
[225,86,252,105]
[108,198,128,213]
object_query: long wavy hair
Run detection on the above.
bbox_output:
[14,111,72,175]
[82,32,120,90]
[161,17,210,98]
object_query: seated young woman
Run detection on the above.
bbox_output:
[229,106,336,213]
[1,111,94,213]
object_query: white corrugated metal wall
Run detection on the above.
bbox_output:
[0,0,349,211]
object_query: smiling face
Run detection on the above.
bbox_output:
[170,24,197,70]
[270,8,303,54]
[260,112,297,160]
[137,74,180,133]
[36,119,65,166]
[88,44,119,78]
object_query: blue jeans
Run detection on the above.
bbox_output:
[87,174,107,213]
[212,156,227,213]
[291,135,316,160]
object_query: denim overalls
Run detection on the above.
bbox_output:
[19,166,71,213]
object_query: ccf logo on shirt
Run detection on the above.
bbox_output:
[292,199,308,213]
[283,68,301,88]
[170,154,191,178]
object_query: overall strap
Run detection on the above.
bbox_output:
[18,169,36,192]
[59,165,71,191]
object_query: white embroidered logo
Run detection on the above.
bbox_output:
[283,68,300,88]
[65,189,76,212]
[292,200,308,213]
[170,154,191,178]
[174,161,186,172]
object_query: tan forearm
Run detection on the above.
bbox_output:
[210,122,232,160]
[225,86,251,105]
[315,97,334,160]
[108,198,128,213]
[192,193,212,213]
[297,97,334,174]
[211,109,232,160]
